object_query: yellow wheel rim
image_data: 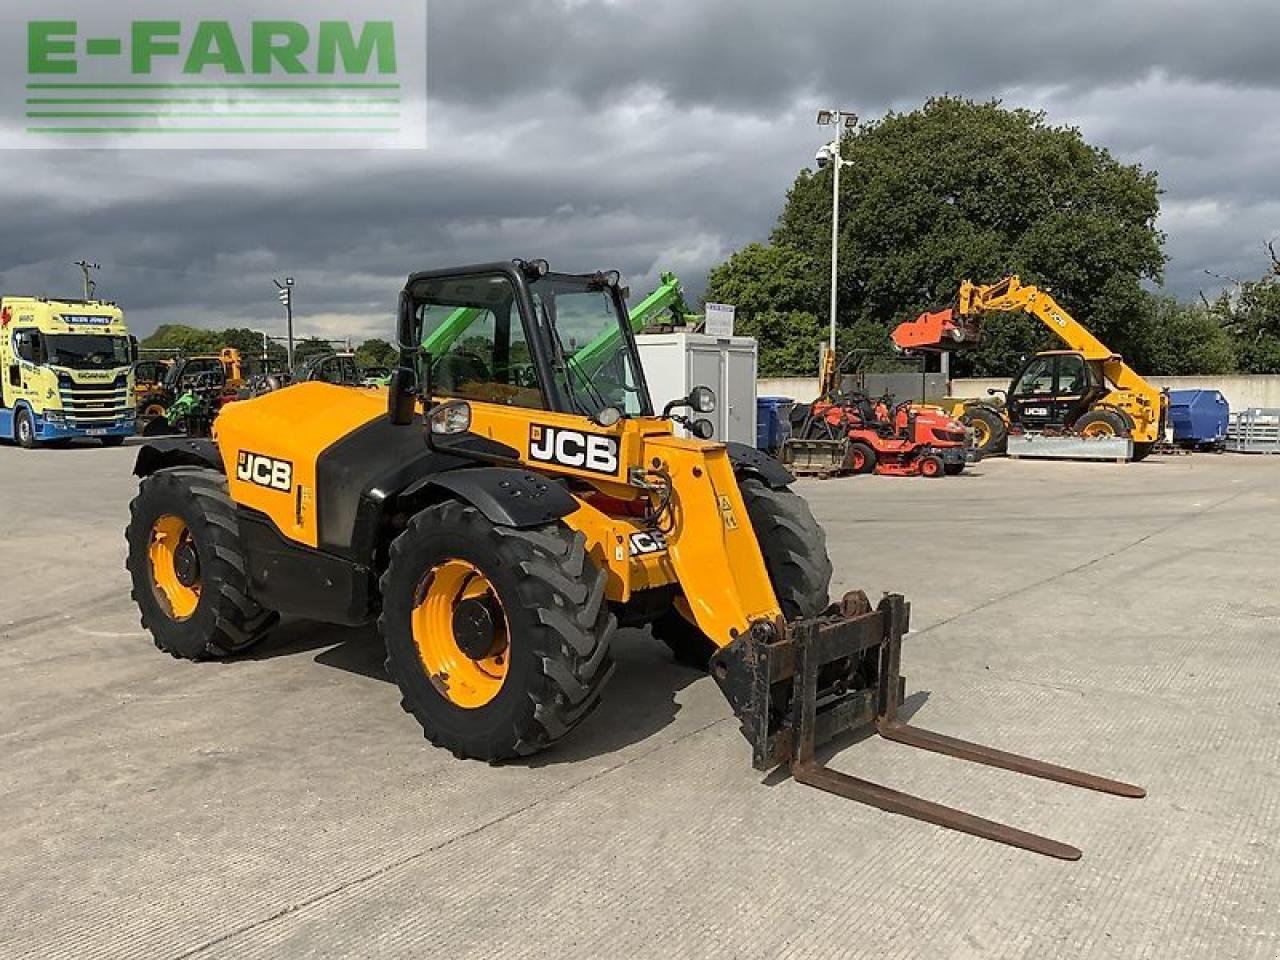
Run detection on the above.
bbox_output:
[148,514,201,620]
[143,404,167,418]
[972,418,990,449]
[1081,420,1116,438]
[412,559,510,709]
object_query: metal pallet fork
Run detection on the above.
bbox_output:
[711,592,1145,860]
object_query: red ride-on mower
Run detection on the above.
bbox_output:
[798,391,971,477]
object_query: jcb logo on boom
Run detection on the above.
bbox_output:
[236,451,293,492]
[528,425,620,475]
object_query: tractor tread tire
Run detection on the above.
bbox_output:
[125,467,276,661]
[380,501,616,762]
[1074,408,1131,438]
[848,440,877,475]
[964,406,1007,456]
[654,477,832,670]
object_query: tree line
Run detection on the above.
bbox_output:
[705,97,1279,378]
[139,324,399,370]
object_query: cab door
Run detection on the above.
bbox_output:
[1006,355,1057,432]
[1051,353,1102,428]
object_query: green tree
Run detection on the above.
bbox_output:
[141,324,223,354]
[708,97,1166,376]
[1145,297,1236,375]
[355,337,398,369]
[1212,268,1280,373]
[293,337,334,362]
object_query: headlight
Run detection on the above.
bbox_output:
[593,406,623,427]
[429,401,471,435]
[689,386,717,414]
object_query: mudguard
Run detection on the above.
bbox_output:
[134,439,223,477]
[726,441,794,489]
[404,467,579,529]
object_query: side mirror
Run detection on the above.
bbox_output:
[387,366,417,426]
[689,418,715,440]
[129,335,140,364]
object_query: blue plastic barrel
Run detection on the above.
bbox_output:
[756,396,795,453]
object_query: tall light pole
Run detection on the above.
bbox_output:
[73,260,100,300]
[274,277,296,369]
[816,109,857,355]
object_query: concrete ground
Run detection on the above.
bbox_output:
[2,443,1278,959]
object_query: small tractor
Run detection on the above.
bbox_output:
[125,259,1142,859]
[785,351,971,477]
[893,277,1168,461]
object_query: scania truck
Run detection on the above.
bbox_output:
[1,297,137,448]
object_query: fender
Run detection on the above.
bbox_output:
[403,467,579,529]
[134,438,223,477]
[726,441,793,489]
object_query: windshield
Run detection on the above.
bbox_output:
[529,278,648,418]
[47,334,131,370]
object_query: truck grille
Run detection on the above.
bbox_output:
[58,375,132,427]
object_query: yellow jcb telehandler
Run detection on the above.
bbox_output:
[125,259,1143,859]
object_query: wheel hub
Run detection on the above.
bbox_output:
[452,597,503,660]
[173,541,200,587]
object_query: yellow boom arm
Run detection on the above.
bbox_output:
[958,276,1165,440]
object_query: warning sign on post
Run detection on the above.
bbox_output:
[704,302,736,339]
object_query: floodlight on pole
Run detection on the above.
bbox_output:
[815,108,857,355]
[274,277,296,369]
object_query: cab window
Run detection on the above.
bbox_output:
[1011,357,1055,397]
[417,274,543,409]
[1055,355,1088,396]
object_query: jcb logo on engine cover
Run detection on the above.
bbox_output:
[629,530,668,556]
[528,425,619,475]
[236,451,293,492]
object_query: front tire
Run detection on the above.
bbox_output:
[15,408,37,449]
[125,467,275,660]
[380,501,617,761]
[943,461,965,476]
[654,477,832,669]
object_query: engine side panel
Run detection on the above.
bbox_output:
[215,382,389,549]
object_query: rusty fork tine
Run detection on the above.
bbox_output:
[877,720,1147,799]
[794,761,1082,861]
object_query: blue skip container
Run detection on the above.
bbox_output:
[1168,389,1230,449]
[756,396,795,453]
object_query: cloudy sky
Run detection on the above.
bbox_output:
[2,0,1278,341]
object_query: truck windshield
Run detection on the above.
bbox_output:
[47,334,131,370]
[530,278,649,417]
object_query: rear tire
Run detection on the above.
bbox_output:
[15,408,37,449]
[848,440,877,475]
[654,477,832,670]
[125,467,275,660]
[380,501,617,761]
[1074,409,1130,439]
[964,406,1007,455]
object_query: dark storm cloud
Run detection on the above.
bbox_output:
[429,0,1280,110]
[0,0,1276,337]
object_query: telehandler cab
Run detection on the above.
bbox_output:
[125,259,1143,859]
